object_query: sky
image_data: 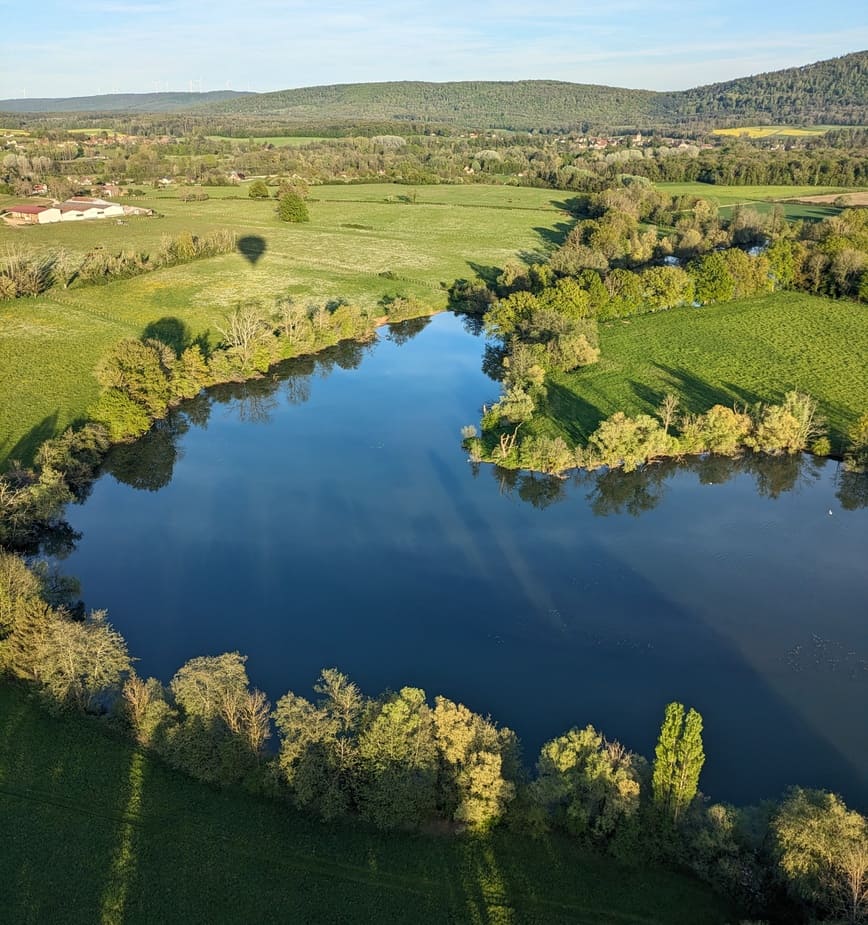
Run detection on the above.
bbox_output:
[1,0,867,99]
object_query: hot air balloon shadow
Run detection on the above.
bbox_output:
[238,235,267,266]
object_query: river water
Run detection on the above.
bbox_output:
[61,312,868,807]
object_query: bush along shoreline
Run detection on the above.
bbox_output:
[0,293,436,551]
[463,391,868,477]
[1,551,867,924]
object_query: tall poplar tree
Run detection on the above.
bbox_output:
[652,702,705,824]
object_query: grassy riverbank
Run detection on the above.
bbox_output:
[0,684,732,925]
[527,292,868,451]
[0,184,568,467]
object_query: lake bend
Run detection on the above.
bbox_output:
[60,311,868,808]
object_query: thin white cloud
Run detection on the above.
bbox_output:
[1,0,865,97]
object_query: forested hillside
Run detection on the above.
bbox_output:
[672,51,868,125]
[201,51,868,130]
[202,79,661,131]
[2,52,864,129]
[0,90,250,114]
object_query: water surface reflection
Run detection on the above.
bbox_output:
[62,313,868,808]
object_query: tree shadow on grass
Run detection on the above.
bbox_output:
[540,381,603,443]
[0,411,59,471]
[466,262,502,287]
[631,365,767,418]
[533,221,573,250]
[142,317,211,356]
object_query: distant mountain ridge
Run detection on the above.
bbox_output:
[0,90,251,114]
[1,52,865,129]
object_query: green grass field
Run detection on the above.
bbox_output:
[0,683,732,925]
[0,184,569,466]
[658,181,849,206]
[530,293,868,450]
[658,181,855,223]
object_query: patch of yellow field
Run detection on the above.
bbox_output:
[712,126,829,138]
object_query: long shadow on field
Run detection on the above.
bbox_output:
[633,366,766,417]
[466,262,502,287]
[0,411,59,471]
[540,381,603,442]
[533,221,573,250]
[551,197,589,217]
[142,316,211,356]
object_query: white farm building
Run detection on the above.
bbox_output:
[2,197,125,225]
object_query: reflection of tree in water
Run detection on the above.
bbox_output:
[836,469,868,510]
[332,339,367,371]
[234,391,279,425]
[492,465,520,495]
[182,393,213,430]
[482,343,507,382]
[747,453,818,499]
[386,316,432,346]
[490,450,868,516]
[284,373,312,406]
[486,465,566,508]
[587,463,674,517]
[105,415,191,492]
[459,313,486,337]
[211,375,281,425]
[517,472,568,509]
[690,453,743,487]
[21,522,81,560]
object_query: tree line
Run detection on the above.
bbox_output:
[0,228,236,300]
[4,124,867,198]
[0,551,865,922]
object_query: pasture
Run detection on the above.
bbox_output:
[658,182,853,222]
[658,181,849,206]
[0,184,568,466]
[531,293,868,450]
[0,683,732,925]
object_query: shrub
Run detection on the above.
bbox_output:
[277,192,310,223]
[811,437,831,457]
[586,413,676,472]
[844,412,868,472]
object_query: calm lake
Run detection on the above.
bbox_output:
[62,312,868,807]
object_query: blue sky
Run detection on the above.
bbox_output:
[1,0,866,99]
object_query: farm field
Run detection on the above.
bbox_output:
[206,135,339,146]
[658,181,849,206]
[658,182,854,222]
[0,184,568,466]
[711,125,831,138]
[531,293,868,451]
[0,683,732,925]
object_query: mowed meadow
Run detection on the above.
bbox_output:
[0,184,569,465]
[534,294,868,449]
